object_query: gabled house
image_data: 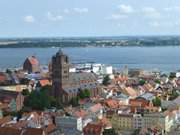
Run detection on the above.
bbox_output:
[83,122,103,135]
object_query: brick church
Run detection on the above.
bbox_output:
[51,50,101,104]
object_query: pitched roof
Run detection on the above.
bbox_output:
[22,128,44,135]
[137,93,155,101]
[27,56,39,65]
[0,75,6,82]
[122,87,137,97]
[0,116,12,126]
[74,109,88,118]
[38,79,51,87]
[0,127,22,135]
[89,103,102,113]
[0,90,21,100]
[83,123,103,135]
[105,99,119,109]
[45,124,57,134]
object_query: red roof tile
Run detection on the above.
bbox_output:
[74,109,87,118]
[22,128,44,135]
[0,127,22,135]
[28,56,39,65]
[39,79,51,87]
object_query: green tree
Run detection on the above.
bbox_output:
[139,79,146,86]
[78,89,91,99]
[69,97,79,107]
[155,79,161,84]
[132,129,140,135]
[6,69,12,74]
[20,78,30,85]
[24,85,56,110]
[169,72,176,79]
[103,75,110,86]
[169,90,179,100]
[84,89,90,98]
[152,97,161,107]
[103,128,118,135]
[21,89,30,96]
[79,90,86,99]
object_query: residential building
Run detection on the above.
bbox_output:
[55,116,83,135]
[110,113,133,131]
[83,122,103,135]
[0,90,24,112]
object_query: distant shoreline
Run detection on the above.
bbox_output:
[1,36,180,48]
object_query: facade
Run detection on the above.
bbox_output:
[83,122,103,135]
[110,111,177,133]
[55,116,82,135]
[51,50,101,104]
[23,56,41,73]
[52,50,70,103]
[0,90,24,112]
[110,114,133,131]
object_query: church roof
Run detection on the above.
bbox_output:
[27,56,39,65]
[56,49,64,56]
[63,72,98,94]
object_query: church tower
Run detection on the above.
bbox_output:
[52,49,69,103]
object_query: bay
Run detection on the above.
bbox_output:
[0,46,180,72]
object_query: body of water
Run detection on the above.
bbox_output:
[0,46,180,72]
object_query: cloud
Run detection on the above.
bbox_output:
[64,9,70,14]
[47,12,63,21]
[142,7,161,19]
[164,6,180,12]
[149,21,160,27]
[108,14,128,20]
[24,15,35,23]
[164,7,172,12]
[73,8,88,14]
[118,4,134,14]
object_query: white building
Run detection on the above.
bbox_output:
[74,63,113,75]
[55,116,83,133]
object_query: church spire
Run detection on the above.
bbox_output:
[56,48,64,56]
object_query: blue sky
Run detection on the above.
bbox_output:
[1,0,180,37]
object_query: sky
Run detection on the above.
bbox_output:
[1,0,180,37]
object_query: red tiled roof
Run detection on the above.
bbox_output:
[74,109,87,118]
[28,56,39,65]
[11,120,28,129]
[123,87,137,97]
[0,72,8,82]
[0,75,6,82]
[0,127,22,135]
[83,123,103,135]
[22,128,44,135]
[114,76,128,82]
[99,117,112,128]
[0,116,12,126]
[90,103,102,113]
[105,99,119,109]
[39,79,51,87]
[45,124,57,134]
